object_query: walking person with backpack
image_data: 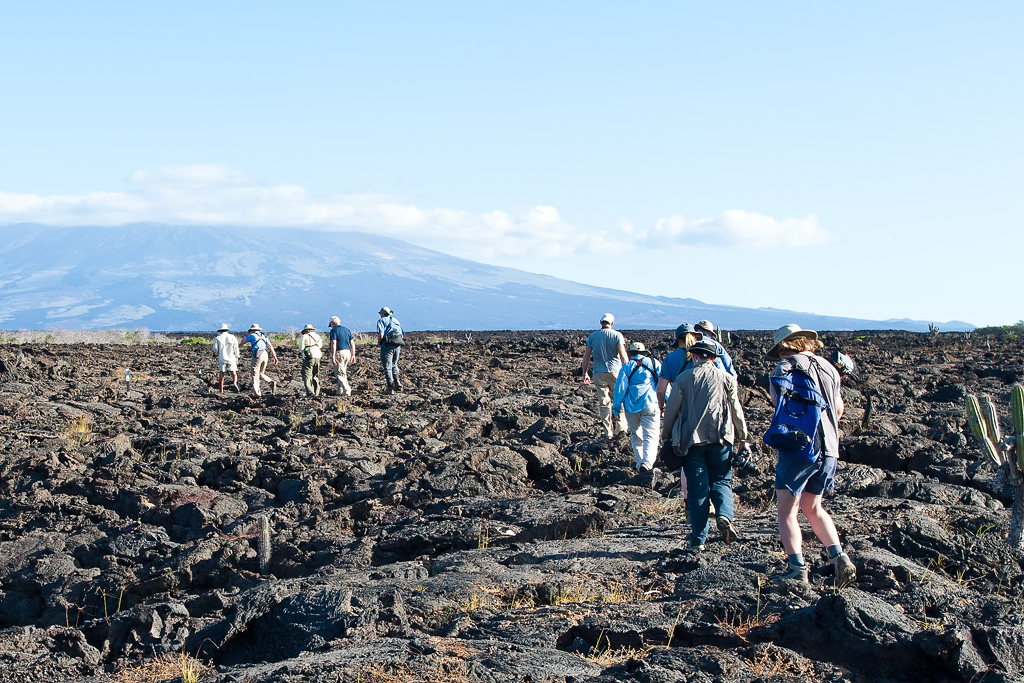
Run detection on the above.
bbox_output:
[297,324,324,397]
[244,324,278,397]
[661,339,750,551]
[376,307,405,393]
[764,324,856,586]
[612,342,662,479]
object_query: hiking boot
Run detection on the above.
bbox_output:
[394,377,403,392]
[774,563,809,583]
[717,516,739,544]
[270,380,277,395]
[830,552,857,587]
[686,542,705,552]
[635,466,658,490]
[383,383,394,395]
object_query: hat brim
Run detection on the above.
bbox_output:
[767,330,818,359]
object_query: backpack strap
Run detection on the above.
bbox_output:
[626,357,658,384]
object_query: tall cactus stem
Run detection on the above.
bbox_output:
[258,514,271,576]
[966,394,1002,466]
[982,396,1001,443]
[1012,385,1024,471]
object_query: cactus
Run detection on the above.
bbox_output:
[982,396,1002,443]
[1013,385,1024,471]
[258,514,271,576]
[965,394,1002,466]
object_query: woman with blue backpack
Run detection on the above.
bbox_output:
[612,342,662,479]
[765,324,856,586]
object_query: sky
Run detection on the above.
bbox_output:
[0,2,1021,327]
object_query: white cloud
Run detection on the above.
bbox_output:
[0,165,835,257]
[640,210,835,248]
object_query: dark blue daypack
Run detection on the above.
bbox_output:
[763,364,826,463]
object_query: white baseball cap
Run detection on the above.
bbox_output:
[600,313,615,324]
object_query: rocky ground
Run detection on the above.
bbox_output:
[0,330,1022,683]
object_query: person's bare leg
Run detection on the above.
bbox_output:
[776,489,802,555]
[219,372,225,392]
[799,494,842,548]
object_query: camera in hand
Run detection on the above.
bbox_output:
[730,448,759,476]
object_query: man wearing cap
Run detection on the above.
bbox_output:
[376,307,405,393]
[612,342,662,476]
[244,323,278,397]
[581,313,628,438]
[694,320,736,377]
[212,323,240,392]
[767,324,855,586]
[297,324,324,397]
[661,339,750,551]
[328,316,356,397]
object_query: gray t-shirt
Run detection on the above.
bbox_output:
[586,327,625,375]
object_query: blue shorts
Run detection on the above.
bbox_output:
[776,456,837,496]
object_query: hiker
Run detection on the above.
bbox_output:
[297,324,324,397]
[244,323,278,397]
[376,307,405,393]
[661,339,750,551]
[694,319,736,377]
[612,342,662,475]
[656,323,702,412]
[328,315,356,396]
[581,313,628,438]
[212,323,240,392]
[767,324,856,585]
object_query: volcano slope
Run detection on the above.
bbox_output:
[0,330,1022,683]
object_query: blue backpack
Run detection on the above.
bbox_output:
[763,363,826,463]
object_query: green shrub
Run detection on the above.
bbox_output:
[179,336,212,346]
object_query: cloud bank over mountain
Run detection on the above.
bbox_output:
[0,165,833,261]
[0,223,970,333]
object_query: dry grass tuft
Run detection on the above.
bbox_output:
[745,647,808,677]
[64,417,92,445]
[715,608,780,641]
[109,650,209,683]
[638,497,687,522]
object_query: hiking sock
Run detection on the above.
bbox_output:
[788,553,805,567]
[826,545,843,560]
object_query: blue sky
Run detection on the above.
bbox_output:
[1,3,1021,326]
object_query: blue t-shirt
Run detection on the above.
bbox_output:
[245,332,269,357]
[586,327,625,374]
[329,324,353,351]
[377,315,403,340]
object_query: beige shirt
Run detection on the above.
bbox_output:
[297,332,323,359]
[661,361,749,456]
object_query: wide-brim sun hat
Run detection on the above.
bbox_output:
[302,324,316,332]
[217,323,230,332]
[379,307,393,316]
[695,320,715,335]
[767,324,818,359]
[627,341,649,355]
[248,323,261,332]
[686,339,722,358]
[675,322,697,338]
[600,312,615,324]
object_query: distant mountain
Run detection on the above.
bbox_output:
[0,223,973,333]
